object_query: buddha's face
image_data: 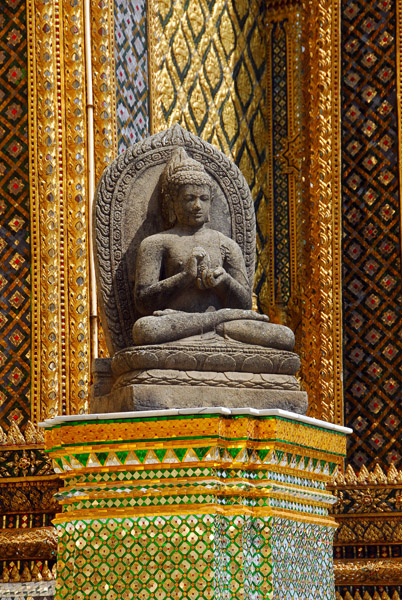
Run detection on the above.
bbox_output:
[174,183,211,228]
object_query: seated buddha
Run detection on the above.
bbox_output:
[133,148,294,351]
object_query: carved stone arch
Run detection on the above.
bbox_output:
[94,124,256,354]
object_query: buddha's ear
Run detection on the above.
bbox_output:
[205,204,211,223]
[168,202,177,227]
[160,184,176,229]
[209,182,217,202]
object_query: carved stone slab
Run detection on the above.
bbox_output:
[113,370,301,391]
[112,345,301,376]
[91,384,308,415]
[94,125,256,354]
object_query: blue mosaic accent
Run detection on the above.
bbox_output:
[114,0,149,152]
[272,518,335,599]
[272,21,290,304]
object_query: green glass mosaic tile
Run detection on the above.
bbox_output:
[56,514,274,600]
[55,513,335,599]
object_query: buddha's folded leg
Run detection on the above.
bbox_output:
[132,309,270,346]
[216,320,295,351]
[132,310,222,345]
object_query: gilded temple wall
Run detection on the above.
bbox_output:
[0,0,401,596]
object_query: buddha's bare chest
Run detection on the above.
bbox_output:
[164,235,223,275]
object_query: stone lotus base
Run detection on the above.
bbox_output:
[43,408,350,600]
[112,344,301,375]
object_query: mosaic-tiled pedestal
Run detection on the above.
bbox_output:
[43,408,350,600]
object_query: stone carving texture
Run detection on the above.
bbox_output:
[93,124,307,413]
[114,370,300,391]
[112,345,300,376]
[95,124,255,354]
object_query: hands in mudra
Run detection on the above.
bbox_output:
[185,247,226,290]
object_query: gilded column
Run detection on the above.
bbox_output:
[28,0,96,419]
[300,0,342,423]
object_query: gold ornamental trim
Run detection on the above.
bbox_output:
[90,0,118,184]
[336,592,401,600]
[0,474,59,484]
[45,415,347,458]
[335,512,402,520]
[27,0,116,419]
[332,463,402,487]
[330,465,402,515]
[62,0,90,415]
[28,0,66,422]
[27,0,89,419]
[330,0,343,426]
[335,516,402,543]
[53,505,337,527]
[299,0,343,423]
[334,558,402,586]
[0,527,57,561]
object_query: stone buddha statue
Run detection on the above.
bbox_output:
[133,148,293,351]
[91,125,307,414]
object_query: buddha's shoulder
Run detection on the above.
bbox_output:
[214,231,242,252]
[139,232,170,249]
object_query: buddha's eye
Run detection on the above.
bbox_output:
[183,193,209,203]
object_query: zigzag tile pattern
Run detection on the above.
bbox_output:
[342,0,402,469]
[0,0,31,429]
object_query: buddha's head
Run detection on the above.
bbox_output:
[161,148,213,228]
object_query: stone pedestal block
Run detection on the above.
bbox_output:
[43,408,350,600]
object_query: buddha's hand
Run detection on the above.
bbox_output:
[185,247,210,282]
[203,266,227,289]
[219,309,270,322]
